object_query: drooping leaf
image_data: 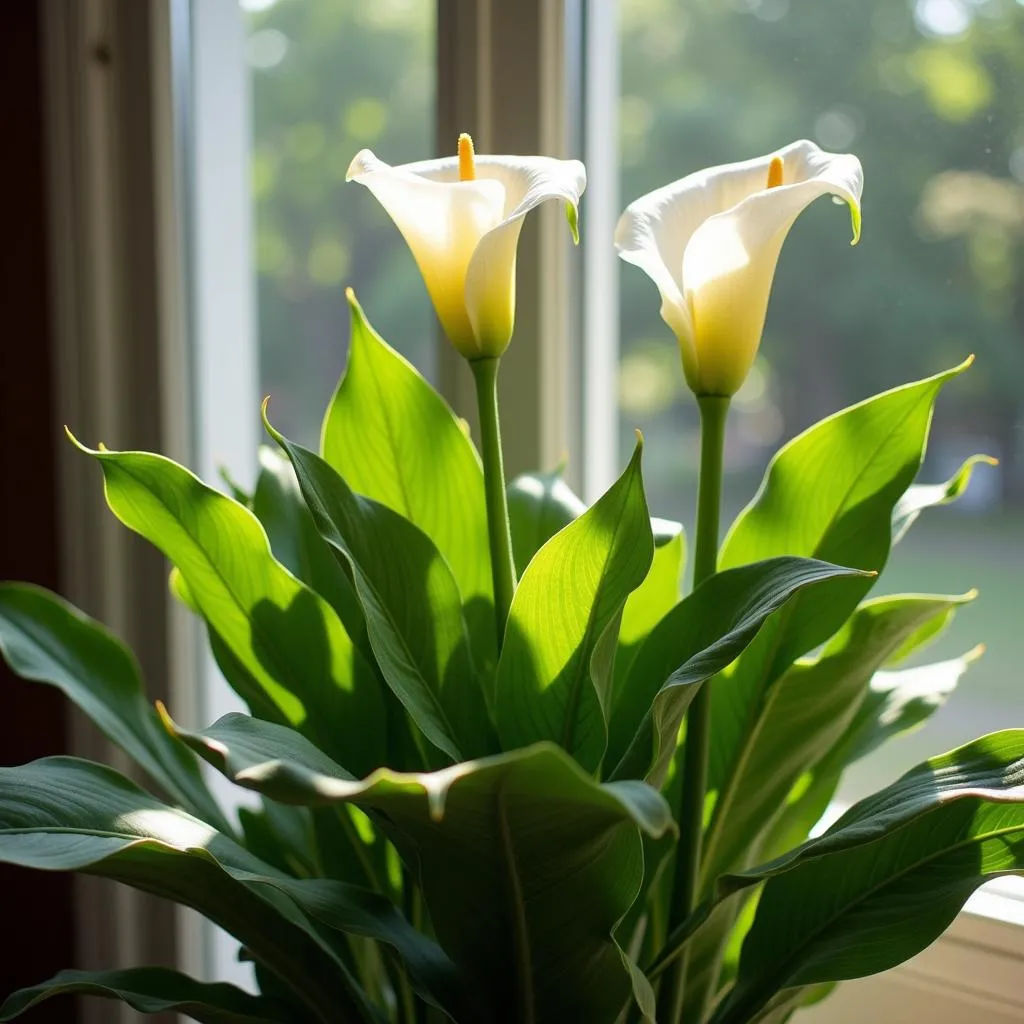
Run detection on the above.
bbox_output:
[0,583,229,833]
[74,440,387,778]
[710,730,1024,1023]
[0,757,373,1024]
[607,557,868,785]
[0,967,295,1024]
[891,453,997,544]
[170,711,673,1024]
[699,592,975,886]
[264,416,495,764]
[495,442,654,772]
[707,363,970,832]
[322,292,495,672]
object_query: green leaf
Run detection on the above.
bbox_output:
[507,467,680,578]
[607,557,869,785]
[0,967,295,1024]
[322,292,495,673]
[507,467,587,576]
[763,646,978,862]
[0,583,230,833]
[75,439,386,778]
[699,592,975,886]
[252,446,368,650]
[711,730,1024,1023]
[495,442,654,772]
[0,757,374,1023]
[170,712,673,1024]
[891,453,997,544]
[264,416,495,763]
[613,530,685,710]
[707,364,969,835]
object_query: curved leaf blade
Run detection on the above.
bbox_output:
[712,730,1024,1023]
[607,557,869,785]
[75,441,386,777]
[891,453,997,545]
[496,442,654,772]
[0,967,295,1024]
[322,293,495,671]
[0,583,229,832]
[700,592,975,885]
[265,417,495,763]
[168,711,672,1024]
[0,757,371,1023]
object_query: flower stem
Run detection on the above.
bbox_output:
[659,394,730,1024]
[470,357,517,651]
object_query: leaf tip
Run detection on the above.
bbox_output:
[154,699,175,736]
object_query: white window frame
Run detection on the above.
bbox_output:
[40,0,1024,1018]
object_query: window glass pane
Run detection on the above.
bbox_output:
[618,0,1024,793]
[244,0,435,449]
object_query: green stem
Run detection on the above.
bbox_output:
[470,357,517,651]
[658,394,730,1024]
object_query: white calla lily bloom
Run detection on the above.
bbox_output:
[347,138,586,361]
[615,139,863,397]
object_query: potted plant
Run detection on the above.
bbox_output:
[0,135,1017,1024]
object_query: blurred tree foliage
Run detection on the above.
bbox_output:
[247,0,434,448]
[245,0,1024,505]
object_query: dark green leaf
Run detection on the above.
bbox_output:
[74,439,386,777]
[322,293,495,672]
[0,757,373,1023]
[0,967,296,1024]
[264,417,495,763]
[0,583,229,832]
[252,446,368,650]
[607,557,868,785]
[495,442,654,772]
[711,730,1024,1023]
[169,711,673,1024]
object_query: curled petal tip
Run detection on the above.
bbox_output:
[966,643,986,662]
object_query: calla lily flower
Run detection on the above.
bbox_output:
[615,139,863,397]
[347,137,586,361]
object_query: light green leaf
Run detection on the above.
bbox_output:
[607,557,869,785]
[707,363,970,832]
[0,583,229,833]
[711,730,1024,1023]
[613,530,685,710]
[75,441,387,778]
[0,757,372,1023]
[891,453,997,544]
[171,712,673,1024]
[0,967,293,1024]
[507,467,680,578]
[700,592,975,886]
[507,468,587,576]
[495,442,654,772]
[264,417,495,763]
[322,292,495,672]
[763,646,978,862]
